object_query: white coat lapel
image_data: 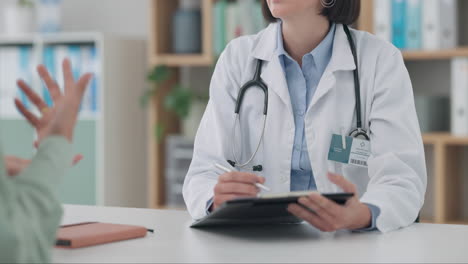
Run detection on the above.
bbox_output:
[310,24,357,107]
[251,23,293,114]
[260,58,293,114]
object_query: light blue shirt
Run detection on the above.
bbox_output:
[277,22,380,231]
[276,22,335,192]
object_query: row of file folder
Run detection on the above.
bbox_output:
[451,57,468,136]
[212,0,266,56]
[374,0,458,50]
[0,45,100,118]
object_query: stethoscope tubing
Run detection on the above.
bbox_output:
[230,24,369,170]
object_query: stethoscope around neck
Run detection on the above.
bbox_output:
[227,24,369,173]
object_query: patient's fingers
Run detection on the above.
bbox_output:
[17,79,48,111]
[14,98,39,127]
[37,65,62,102]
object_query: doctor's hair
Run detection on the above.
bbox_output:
[261,0,361,25]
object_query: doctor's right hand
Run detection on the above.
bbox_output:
[212,172,265,211]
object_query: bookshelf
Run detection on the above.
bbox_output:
[148,0,468,225]
[0,32,148,208]
[403,48,468,61]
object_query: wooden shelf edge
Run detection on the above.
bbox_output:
[446,221,468,226]
[403,47,468,61]
[423,133,468,146]
[150,54,214,67]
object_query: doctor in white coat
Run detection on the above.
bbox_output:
[183,0,427,233]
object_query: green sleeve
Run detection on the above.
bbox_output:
[0,136,73,263]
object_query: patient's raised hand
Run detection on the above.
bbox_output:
[14,59,92,158]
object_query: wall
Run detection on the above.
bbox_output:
[0,0,149,39]
[61,0,149,39]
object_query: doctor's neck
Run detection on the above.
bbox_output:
[281,12,330,66]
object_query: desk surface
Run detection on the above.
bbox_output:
[54,205,468,263]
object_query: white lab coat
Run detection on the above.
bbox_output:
[183,23,427,233]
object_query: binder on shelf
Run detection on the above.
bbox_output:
[212,0,266,56]
[0,46,34,118]
[225,2,241,44]
[439,0,458,50]
[423,0,458,50]
[422,0,439,50]
[238,0,257,36]
[68,45,82,81]
[212,0,227,56]
[373,0,392,43]
[18,46,33,110]
[42,44,100,114]
[391,0,406,49]
[451,57,468,136]
[43,46,55,107]
[405,0,422,50]
[80,45,99,113]
[54,45,68,91]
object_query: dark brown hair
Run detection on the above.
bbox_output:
[261,0,361,25]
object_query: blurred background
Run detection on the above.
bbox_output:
[0,0,467,226]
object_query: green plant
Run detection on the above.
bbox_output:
[141,65,208,141]
[18,0,34,7]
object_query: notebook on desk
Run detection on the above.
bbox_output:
[190,191,354,228]
[56,222,148,249]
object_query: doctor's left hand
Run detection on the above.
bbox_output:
[287,173,372,232]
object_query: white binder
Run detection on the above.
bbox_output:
[439,0,458,49]
[422,0,440,50]
[423,0,458,50]
[451,58,468,136]
[373,0,392,43]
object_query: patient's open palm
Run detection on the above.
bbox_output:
[15,59,93,144]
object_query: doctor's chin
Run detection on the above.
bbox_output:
[0,0,467,263]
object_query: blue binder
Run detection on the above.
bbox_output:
[90,47,98,113]
[405,0,422,50]
[19,47,31,109]
[43,47,55,107]
[392,0,406,49]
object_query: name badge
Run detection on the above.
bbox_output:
[327,134,370,168]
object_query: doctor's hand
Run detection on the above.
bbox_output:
[212,172,265,211]
[287,173,372,232]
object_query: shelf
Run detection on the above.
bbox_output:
[403,47,468,61]
[446,221,468,226]
[422,133,468,146]
[419,219,434,224]
[150,54,213,67]
[0,113,101,121]
[149,0,213,68]
[0,32,102,46]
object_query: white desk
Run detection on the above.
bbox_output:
[54,205,468,263]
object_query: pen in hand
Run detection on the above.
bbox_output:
[214,163,271,192]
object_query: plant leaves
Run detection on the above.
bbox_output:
[140,87,157,107]
[155,123,165,143]
[164,85,193,119]
[147,65,170,83]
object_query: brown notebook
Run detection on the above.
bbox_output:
[56,222,148,249]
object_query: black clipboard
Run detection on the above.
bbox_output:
[190,192,354,228]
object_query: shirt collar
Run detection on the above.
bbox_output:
[276,21,336,73]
